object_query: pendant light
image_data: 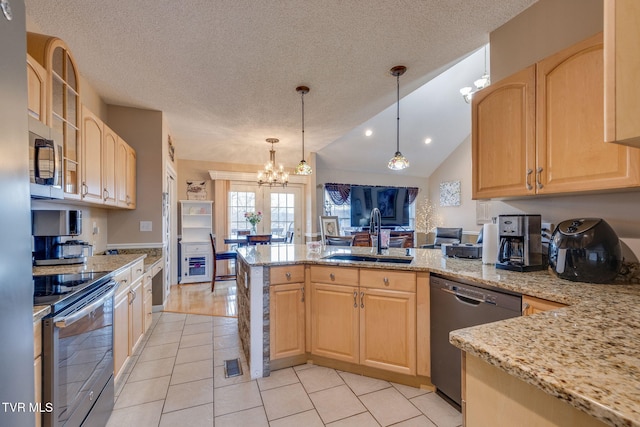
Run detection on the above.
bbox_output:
[295,85,312,175]
[388,65,409,170]
[460,45,490,103]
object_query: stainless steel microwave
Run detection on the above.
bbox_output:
[29,117,63,199]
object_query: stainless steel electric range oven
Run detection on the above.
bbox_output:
[34,272,117,427]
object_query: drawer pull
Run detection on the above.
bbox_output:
[329,273,335,281]
[286,272,291,280]
[383,277,389,286]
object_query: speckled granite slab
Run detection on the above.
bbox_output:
[33,254,146,276]
[237,244,640,427]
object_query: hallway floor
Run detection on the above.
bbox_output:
[106,282,462,426]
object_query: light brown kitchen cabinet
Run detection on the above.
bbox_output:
[27,33,82,200]
[604,0,640,147]
[310,281,360,363]
[102,124,117,206]
[359,269,416,375]
[81,106,104,203]
[27,54,47,123]
[126,144,137,208]
[522,295,567,316]
[129,277,144,354]
[472,66,536,199]
[473,33,640,199]
[270,266,306,360]
[113,282,129,380]
[143,271,153,333]
[309,266,417,375]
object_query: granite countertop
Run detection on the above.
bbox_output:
[33,254,146,276]
[237,244,640,427]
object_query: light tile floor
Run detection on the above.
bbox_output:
[107,311,462,427]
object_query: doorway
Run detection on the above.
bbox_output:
[228,183,303,242]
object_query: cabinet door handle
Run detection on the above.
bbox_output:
[360,291,365,309]
[286,272,291,280]
[383,277,389,286]
[525,168,533,190]
[329,273,335,281]
[536,167,544,189]
[353,291,358,308]
[300,286,305,303]
[81,182,88,197]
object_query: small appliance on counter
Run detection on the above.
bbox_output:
[549,218,622,283]
[32,209,92,266]
[442,243,483,259]
[496,214,545,272]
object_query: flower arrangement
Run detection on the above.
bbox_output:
[244,211,263,226]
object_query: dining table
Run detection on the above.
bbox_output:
[223,234,286,245]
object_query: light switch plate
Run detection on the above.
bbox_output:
[140,221,152,232]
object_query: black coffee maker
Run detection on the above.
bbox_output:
[496,214,545,272]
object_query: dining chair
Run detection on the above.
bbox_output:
[325,235,355,246]
[209,234,237,291]
[420,227,463,249]
[246,234,272,245]
[370,235,407,248]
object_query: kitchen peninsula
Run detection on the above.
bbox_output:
[236,244,640,427]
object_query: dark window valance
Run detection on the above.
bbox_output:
[324,183,351,205]
[325,183,419,206]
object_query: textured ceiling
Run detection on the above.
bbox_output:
[25,0,536,177]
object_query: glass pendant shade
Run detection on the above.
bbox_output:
[388,151,410,170]
[295,159,312,175]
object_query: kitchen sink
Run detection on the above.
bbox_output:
[322,254,413,264]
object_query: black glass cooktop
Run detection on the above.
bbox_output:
[33,272,111,311]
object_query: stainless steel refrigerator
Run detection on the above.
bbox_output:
[0,1,37,426]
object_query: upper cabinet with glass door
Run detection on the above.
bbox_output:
[27,33,82,200]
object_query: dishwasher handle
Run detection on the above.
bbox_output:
[439,287,484,306]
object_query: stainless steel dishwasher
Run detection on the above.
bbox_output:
[430,274,521,408]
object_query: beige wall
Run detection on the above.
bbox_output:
[432,0,640,259]
[490,0,603,81]
[106,106,164,245]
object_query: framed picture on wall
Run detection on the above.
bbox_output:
[319,216,340,242]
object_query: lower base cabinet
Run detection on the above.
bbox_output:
[34,319,42,427]
[113,287,129,379]
[309,266,417,375]
[129,278,144,353]
[270,282,305,359]
[143,273,153,333]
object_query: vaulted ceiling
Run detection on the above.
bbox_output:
[25,0,537,177]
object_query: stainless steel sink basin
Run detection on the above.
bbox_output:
[322,254,413,264]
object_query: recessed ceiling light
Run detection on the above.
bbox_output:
[365,129,373,137]
[425,138,432,144]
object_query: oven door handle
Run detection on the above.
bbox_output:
[54,282,117,328]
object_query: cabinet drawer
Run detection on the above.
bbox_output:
[131,259,145,282]
[271,265,305,285]
[310,266,359,286]
[182,243,210,253]
[152,261,163,277]
[33,320,42,359]
[114,267,131,294]
[360,269,416,292]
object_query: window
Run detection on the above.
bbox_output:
[270,192,294,235]
[228,191,255,234]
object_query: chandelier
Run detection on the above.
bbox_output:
[388,65,410,170]
[257,138,289,187]
[460,45,490,103]
[295,85,312,175]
